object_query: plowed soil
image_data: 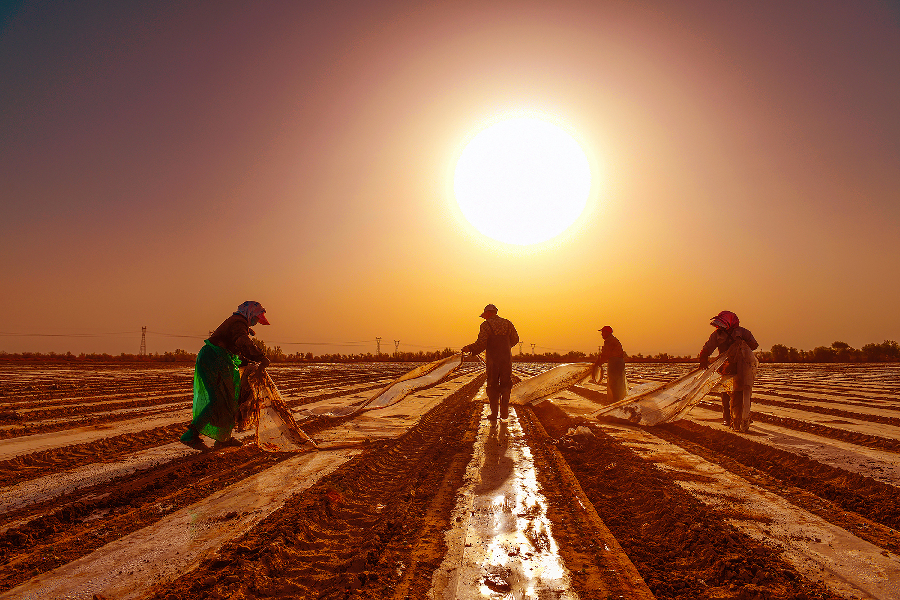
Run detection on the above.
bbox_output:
[1,362,898,600]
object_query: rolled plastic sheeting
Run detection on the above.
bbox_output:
[246,370,318,452]
[511,363,592,405]
[590,354,728,426]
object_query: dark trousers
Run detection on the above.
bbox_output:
[722,391,745,424]
[486,355,512,419]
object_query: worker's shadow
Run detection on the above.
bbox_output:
[475,420,514,494]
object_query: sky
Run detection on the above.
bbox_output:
[2,0,899,357]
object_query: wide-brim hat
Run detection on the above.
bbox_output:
[480,304,498,318]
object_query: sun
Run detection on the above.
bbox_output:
[453,117,592,245]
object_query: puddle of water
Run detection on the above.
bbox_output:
[431,402,577,600]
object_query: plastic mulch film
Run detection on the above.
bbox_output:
[244,368,317,452]
[364,353,463,410]
[590,354,729,426]
[296,353,464,419]
[511,363,592,405]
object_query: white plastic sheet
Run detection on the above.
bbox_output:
[364,353,463,410]
[511,363,592,405]
[247,370,318,452]
[297,353,464,419]
[590,354,729,426]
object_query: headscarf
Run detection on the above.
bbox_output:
[235,301,268,326]
[710,310,739,330]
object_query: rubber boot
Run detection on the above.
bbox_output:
[731,391,744,431]
[499,386,511,420]
[487,392,499,421]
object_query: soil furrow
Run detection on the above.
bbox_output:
[697,400,900,452]
[143,375,485,600]
[652,421,900,554]
[0,423,189,488]
[0,446,288,592]
[532,401,845,600]
[657,420,900,533]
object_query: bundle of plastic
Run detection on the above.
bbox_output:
[590,354,728,426]
[244,369,317,452]
[511,363,592,405]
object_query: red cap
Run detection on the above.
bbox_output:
[257,313,270,325]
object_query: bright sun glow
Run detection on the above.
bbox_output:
[454,117,591,245]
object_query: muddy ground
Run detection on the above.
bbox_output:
[0,362,898,599]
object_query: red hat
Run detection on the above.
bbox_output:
[257,312,270,325]
[599,325,613,335]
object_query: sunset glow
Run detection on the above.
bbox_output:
[1,1,898,356]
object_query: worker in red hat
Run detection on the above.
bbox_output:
[181,301,271,449]
[699,310,759,432]
[461,304,519,421]
[592,326,628,403]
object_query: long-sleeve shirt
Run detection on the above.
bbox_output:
[208,314,266,363]
[699,326,759,360]
[463,315,519,356]
[593,335,625,368]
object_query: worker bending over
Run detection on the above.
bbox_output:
[181,301,271,449]
[699,310,759,432]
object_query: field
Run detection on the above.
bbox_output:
[1,361,899,600]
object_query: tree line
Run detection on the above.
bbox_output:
[1,339,897,364]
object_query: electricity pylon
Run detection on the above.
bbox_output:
[139,326,147,356]
[376,337,381,355]
[394,340,400,357]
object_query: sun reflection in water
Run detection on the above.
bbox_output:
[456,405,578,599]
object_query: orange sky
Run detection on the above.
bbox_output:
[2,0,899,356]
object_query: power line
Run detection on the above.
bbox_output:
[0,331,136,337]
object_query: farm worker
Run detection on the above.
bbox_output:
[592,326,628,403]
[461,304,520,421]
[180,301,270,449]
[699,310,759,432]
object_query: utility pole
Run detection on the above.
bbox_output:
[375,337,381,355]
[394,340,400,358]
[139,326,147,356]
